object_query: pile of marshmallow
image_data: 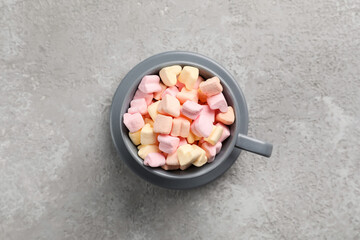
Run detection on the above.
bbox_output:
[123,65,235,170]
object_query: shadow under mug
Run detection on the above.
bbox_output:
[110,51,273,189]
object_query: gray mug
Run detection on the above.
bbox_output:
[110,51,273,189]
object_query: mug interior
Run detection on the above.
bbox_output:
[120,63,240,179]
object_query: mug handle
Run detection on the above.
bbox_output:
[235,134,273,157]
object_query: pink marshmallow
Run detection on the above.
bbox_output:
[215,142,222,154]
[199,76,223,97]
[190,123,202,137]
[138,75,162,93]
[157,135,180,154]
[191,114,213,138]
[207,92,228,112]
[216,123,230,142]
[181,100,203,120]
[133,89,153,105]
[201,141,222,163]
[128,98,148,115]
[193,76,204,89]
[200,105,215,122]
[161,86,179,98]
[123,112,145,132]
[127,107,138,114]
[144,152,166,167]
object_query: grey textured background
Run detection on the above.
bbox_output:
[1,0,360,239]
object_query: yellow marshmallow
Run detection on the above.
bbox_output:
[192,145,208,167]
[177,144,202,168]
[140,123,157,145]
[178,66,199,90]
[138,144,160,159]
[147,101,161,121]
[187,131,202,144]
[180,162,192,170]
[204,125,223,145]
[159,65,182,86]
[129,129,141,145]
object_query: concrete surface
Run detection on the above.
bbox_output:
[1,0,360,239]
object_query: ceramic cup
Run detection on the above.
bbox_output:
[110,51,273,189]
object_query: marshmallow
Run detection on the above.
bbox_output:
[181,100,203,120]
[165,151,179,165]
[123,112,145,132]
[127,108,137,114]
[153,82,167,100]
[192,145,207,167]
[216,123,230,142]
[191,114,213,138]
[147,101,160,121]
[129,129,141,145]
[215,142,222,154]
[138,144,160,159]
[201,141,222,163]
[176,88,198,104]
[216,106,235,125]
[156,100,165,114]
[171,117,190,138]
[187,130,201,144]
[153,114,173,134]
[158,135,180,154]
[177,144,201,170]
[204,125,224,145]
[126,69,236,170]
[193,76,204,89]
[128,98,148,115]
[180,163,192,170]
[207,92,228,112]
[138,75,162,93]
[178,66,199,90]
[162,151,180,170]
[160,94,181,117]
[161,86,179,98]
[162,164,179,170]
[199,77,223,97]
[140,123,157,145]
[190,121,201,137]
[159,65,182,86]
[133,89,153,105]
[144,152,166,167]
[200,105,215,122]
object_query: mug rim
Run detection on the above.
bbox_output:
[110,51,249,189]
